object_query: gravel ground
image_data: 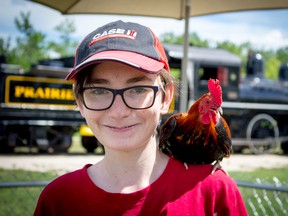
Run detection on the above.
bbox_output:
[0,153,287,173]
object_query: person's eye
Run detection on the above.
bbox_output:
[91,88,109,95]
[131,87,147,94]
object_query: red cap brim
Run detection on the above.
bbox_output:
[66,50,165,80]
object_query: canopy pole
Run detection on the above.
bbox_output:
[179,0,191,112]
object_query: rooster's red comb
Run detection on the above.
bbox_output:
[208,79,222,106]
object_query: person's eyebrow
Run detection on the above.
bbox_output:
[88,78,109,85]
[126,76,153,84]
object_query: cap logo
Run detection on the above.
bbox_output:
[89,28,137,46]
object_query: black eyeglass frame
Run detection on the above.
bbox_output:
[81,85,161,111]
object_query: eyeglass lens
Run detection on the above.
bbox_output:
[83,86,158,110]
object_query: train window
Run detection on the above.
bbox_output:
[228,66,240,88]
[199,66,217,82]
[199,65,231,87]
[230,72,237,82]
[198,65,240,89]
[217,67,229,86]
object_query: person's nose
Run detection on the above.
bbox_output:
[107,94,131,119]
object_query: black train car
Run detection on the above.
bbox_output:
[164,44,288,154]
[0,59,99,153]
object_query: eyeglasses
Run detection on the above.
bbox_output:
[82,85,161,111]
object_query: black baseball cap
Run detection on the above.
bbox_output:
[66,20,170,80]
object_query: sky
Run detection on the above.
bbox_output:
[1,0,288,54]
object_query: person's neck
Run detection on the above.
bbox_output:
[88,139,169,193]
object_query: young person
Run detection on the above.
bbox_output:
[34,20,248,216]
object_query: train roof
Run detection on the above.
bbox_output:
[164,44,242,66]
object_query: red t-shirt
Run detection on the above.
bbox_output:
[34,158,248,216]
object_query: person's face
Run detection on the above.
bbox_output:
[77,61,171,152]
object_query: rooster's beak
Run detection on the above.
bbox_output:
[218,107,223,115]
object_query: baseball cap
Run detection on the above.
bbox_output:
[66,20,170,80]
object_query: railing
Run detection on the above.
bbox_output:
[0,178,287,216]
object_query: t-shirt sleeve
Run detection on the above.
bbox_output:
[33,166,88,216]
[33,182,56,216]
[210,170,248,216]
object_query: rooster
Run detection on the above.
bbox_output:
[159,79,232,173]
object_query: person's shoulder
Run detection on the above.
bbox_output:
[170,158,236,186]
[170,158,220,175]
[188,163,239,192]
[34,164,93,214]
[42,164,92,194]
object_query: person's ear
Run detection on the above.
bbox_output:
[76,99,86,118]
[160,84,174,115]
[73,84,86,118]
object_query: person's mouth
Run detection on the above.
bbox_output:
[105,124,138,131]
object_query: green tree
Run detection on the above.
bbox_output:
[0,12,79,72]
[160,32,179,44]
[13,12,48,69]
[48,19,78,57]
[276,46,288,63]
[265,56,280,79]
[189,32,209,47]
[160,32,209,47]
[0,37,13,63]
[216,41,253,62]
[164,31,287,80]
[11,12,48,71]
[259,50,281,80]
[216,41,253,77]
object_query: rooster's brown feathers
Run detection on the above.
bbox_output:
[159,79,232,165]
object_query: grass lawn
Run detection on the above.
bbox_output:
[230,167,288,216]
[0,167,287,216]
[0,169,58,216]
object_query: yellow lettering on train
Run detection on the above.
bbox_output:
[24,87,35,98]
[44,88,51,99]
[60,89,66,100]
[34,87,45,99]
[13,86,74,100]
[14,86,26,97]
[50,88,60,99]
[66,90,74,100]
